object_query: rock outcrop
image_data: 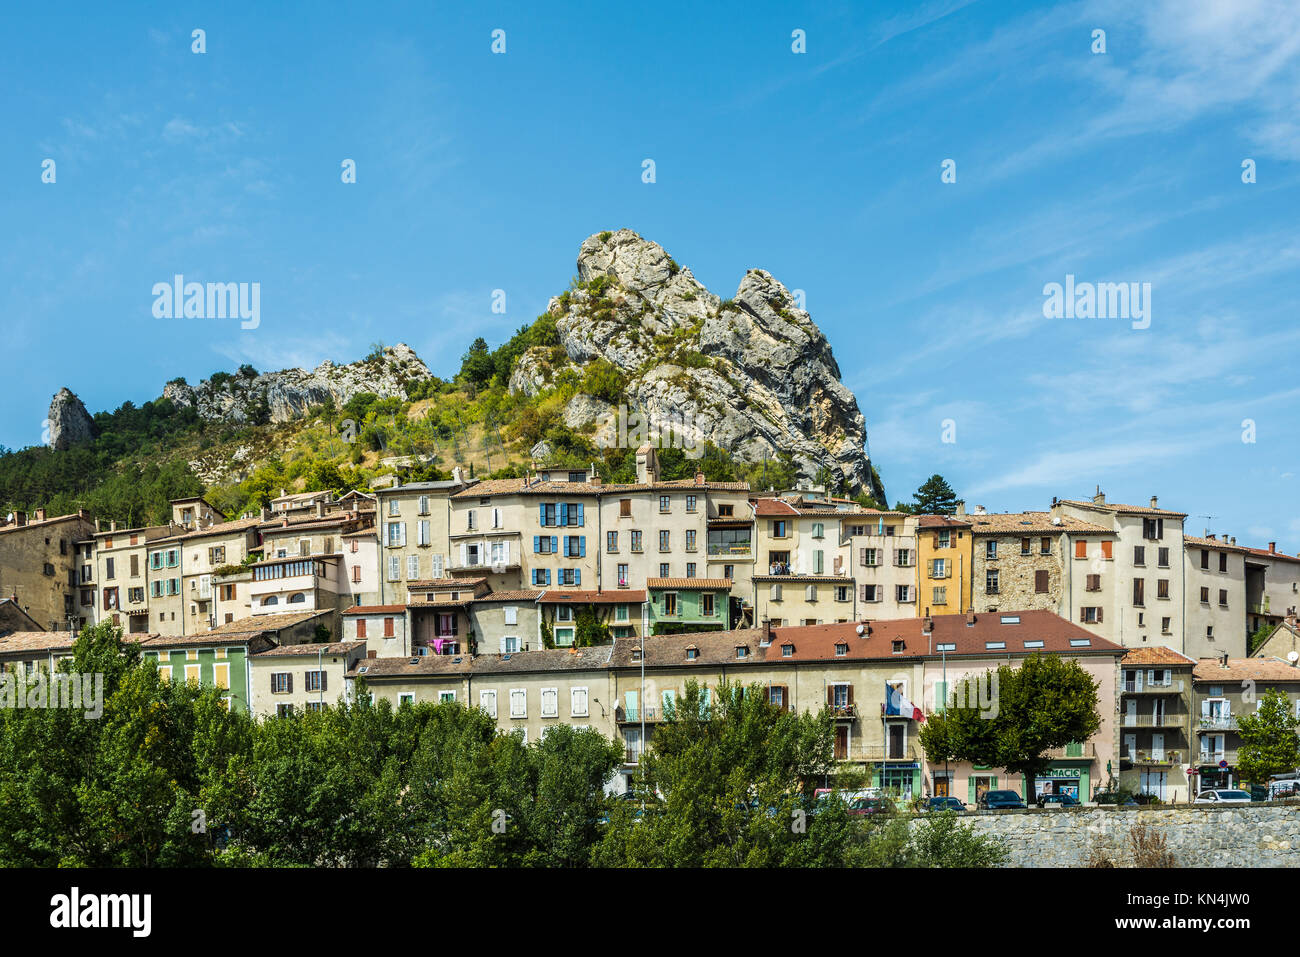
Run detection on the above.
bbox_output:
[513,229,881,497]
[165,344,432,425]
[47,388,94,450]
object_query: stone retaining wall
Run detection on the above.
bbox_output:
[932,803,1300,866]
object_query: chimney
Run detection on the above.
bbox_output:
[280,488,286,498]
[694,470,705,486]
[1230,537,1236,546]
[974,504,986,515]
[1218,650,1229,669]
[33,508,46,522]
[95,518,101,532]
[922,615,933,634]
[260,505,271,521]
[762,617,774,645]
[1269,542,1277,554]
[108,519,115,532]
[1207,533,1215,540]
[316,501,326,519]
[452,465,464,485]
[966,610,976,625]
[1092,486,1105,505]
[1150,495,1158,509]
[858,618,872,636]
[954,500,966,516]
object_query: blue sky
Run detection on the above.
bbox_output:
[4,0,1298,550]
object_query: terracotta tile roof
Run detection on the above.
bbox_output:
[1240,545,1300,565]
[469,590,544,603]
[751,574,851,583]
[918,515,972,528]
[647,578,732,590]
[610,630,766,667]
[1057,499,1188,518]
[1184,536,1252,554]
[540,589,646,604]
[0,513,94,536]
[1121,646,1196,666]
[752,498,800,517]
[0,631,78,655]
[201,610,330,636]
[347,645,615,678]
[178,516,264,541]
[964,511,1110,535]
[408,578,486,590]
[1193,657,1300,682]
[137,631,274,649]
[350,655,473,678]
[451,479,605,499]
[342,605,407,615]
[252,641,366,658]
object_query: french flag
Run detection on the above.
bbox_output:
[883,683,925,722]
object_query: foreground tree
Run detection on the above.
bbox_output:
[1236,688,1300,785]
[920,654,1100,803]
[910,474,959,514]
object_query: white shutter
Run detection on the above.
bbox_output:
[459,544,468,568]
[479,689,497,719]
[399,522,407,547]
[407,555,419,580]
[419,520,430,546]
[541,687,558,717]
[432,553,444,577]
[504,605,518,625]
[571,687,588,716]
[389,555,401,581]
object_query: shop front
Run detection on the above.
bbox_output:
[1025,763,1091,802]
[873,763,920,801]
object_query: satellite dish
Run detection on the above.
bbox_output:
[1288,651,1299,663]
[855,624,865,636]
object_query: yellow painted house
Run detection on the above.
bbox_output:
[917,514,973,615]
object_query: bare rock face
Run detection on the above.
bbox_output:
[513,229,881,497]
[181,343,433,425]
[47,388,94,450]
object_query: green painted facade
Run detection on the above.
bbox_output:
[143,645,251,713]
[648,586,730,634]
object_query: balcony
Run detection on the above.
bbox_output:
[1044,742,1096,760]
[1197,750,1239,766]
[1198,715,1239,732]
[1122,713,1185,728]
[768,562,792,576]
[707,542,752,557]
[1123,679,1184,694]
[616,705,661,724]
[1128,750,1182,767]
[828,703,857,720]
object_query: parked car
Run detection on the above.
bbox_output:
[1195,789,1252,804]
[921,796,968,812]
[846,796,895,816]
[1036,793,1080,809]
[977,789,1026,810]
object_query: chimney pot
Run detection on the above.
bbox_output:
[955,500,966,516]
[1269,542,1277,554]
[1230,537,1236,545]
[1150,495,1158,508]
[694,470,705,486]
[109,519,115,532]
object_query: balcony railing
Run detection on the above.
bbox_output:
[768,563,792,575]
[1198,715,1238,731]
[1197,750,1239,766]
[1122,713,1184,728]
[707,543,752,556]
[1123,679,1184,694]
[1129,750,1182,766]
[861,744,918,762]
[616,705,660,724]
[828,703,856,719]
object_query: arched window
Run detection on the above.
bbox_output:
[262,595,279,607]
[287,593,306,604]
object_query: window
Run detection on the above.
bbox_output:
[1086,574,1101,591]
[540,687,558,718]
[659,562,670,578]
[564,535,586,558]
[571,687,589,717]
[1100,540,1113,560]
[773,520,787,538]
[1218,589,1229,607]
[701,592,716,616]
[659,530,670,551]
[986,540,998,559]
[932,586,947,605]
[388,500,400,517]
[383,617,395,637]
[620,498,632,517]
[937,529,951,548]
[1080,606,1103,623]
[685,529,696,551]
[834,643,848,657]
[860,547,879,567]
[811,522,825,539]
[686,562,697,578]
[1040,537,1051,555]
[1157,547,1170,568]
[607,531,618,552]
[630,531,643,553]
[617,563,629,587]
[1020,537,1031,556]
[1074,540,1087,559]
[355,619,367,639]
[896,584,913,603]
[407,555,419,580]
[1034,569,1049,594]
[509,689,527,718]
[662,593,678,616]
[686,495,697,513]
[305,670,325,693]
[1200,586,1210,603]
[479,690,498,718]
[930,557,949,579]
[1134,545,1146,565]
[535,535,558,555]
[985,570,999,594]
[271,672,292,694]
[861,584,880,602]
[1218,552,1227,573]
[501,635,519,653]
[659,496,671,513]
[1161,617,1171,634]
[1133,578,1145,606]
[1157,579,1169,599]
[804,584,817,602]
[834,585,849,602]
[894,548,912,567]
[1143,517,1164,540]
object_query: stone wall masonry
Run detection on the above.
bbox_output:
[922,803,1300,867]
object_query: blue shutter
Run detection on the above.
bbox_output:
[579,536,586,557]
[539,503,546,526]
[575,568,582,585]
[577,503,584,526]
[551,536,558,554]
[559,503,568,526]
[533,535,540,553]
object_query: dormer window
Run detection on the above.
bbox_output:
[735,646,748,659]
[936,642,956,652]
[985,641,1006,650]
[686,646,699,660]
[891,639,905,654]
[835,643,848,657]
[781,643,794,657]
[631,648,643,662]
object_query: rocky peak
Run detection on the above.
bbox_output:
[516,230,882,497]
[47,388,94,451]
